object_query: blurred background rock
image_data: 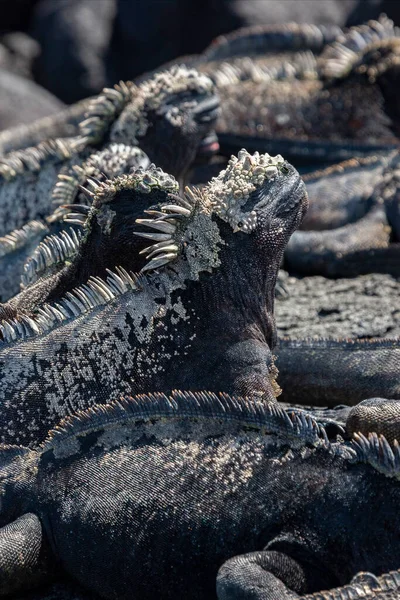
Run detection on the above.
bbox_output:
[1,0,400,128]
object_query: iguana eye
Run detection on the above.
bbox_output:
[280,166,289,174]
[237,221,243,228]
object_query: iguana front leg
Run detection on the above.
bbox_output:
[217,550,305,599]
[0,513,54,596]
[221,340,280,402]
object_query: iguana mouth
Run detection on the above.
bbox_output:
[197,132,220,157]
[195,95,221,157]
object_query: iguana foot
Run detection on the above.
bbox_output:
[346,398,400,444]
[217,551,305,599]
[0,513,53,595]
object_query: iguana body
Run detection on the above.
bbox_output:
[0,164,177,318]
[285,150,400,276]
[0,150,307,446]
[1,392,400,599]
[275,337,400,407]
[0,143,150,302]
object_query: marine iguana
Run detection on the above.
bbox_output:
[0,65,220,238]
[205,16,400,163]
[0,149,307,447]
[1,391,400,599]
[0,143,150,302]
[285,150,400,276]
[0,163,178,318]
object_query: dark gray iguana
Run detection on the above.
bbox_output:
[285,150,400,276]
[204,16,400,164]
[0,66,220,301]
[0,164,180,319]
[2,391,400,599]
[0,143,150,302]
[0,149,307,447]
[0,65,220,238]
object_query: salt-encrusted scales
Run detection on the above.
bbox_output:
[52,144,150,208]
[205,149,285,232]
[0,151,307,447]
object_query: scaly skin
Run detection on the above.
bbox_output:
[275,337,400,407]
[1,392,400,599]
[0,150,307,446]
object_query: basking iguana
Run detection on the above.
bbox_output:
[285,150,400,276]
[0,143,150,302]
[0,149,307,447]
[2,392,400,599]
[0,65,219,238]
[0,163,179,318]
[204,16,400,163]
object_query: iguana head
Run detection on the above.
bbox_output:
[137,149,307,289]
[109,66,220,179]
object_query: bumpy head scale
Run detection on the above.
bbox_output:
[110,66,215,144]
[205,148,285,232]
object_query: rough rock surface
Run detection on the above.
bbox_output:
[276,272,400,339]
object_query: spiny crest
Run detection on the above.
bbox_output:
[0,220,48,258]
[350,431,400,481]
[79,163,179,208]
[211,51,317,88]
[75,81,135,148]
[41,390,329,455]
[21,228,83,289]
[0,266,143,344]
[133,186,200,273]
[320,15,400,81]
[133,180,224,275]
[52,144,150,207]
[205,148,285,232]
[0,139,72,180]
[203,22,341,62]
